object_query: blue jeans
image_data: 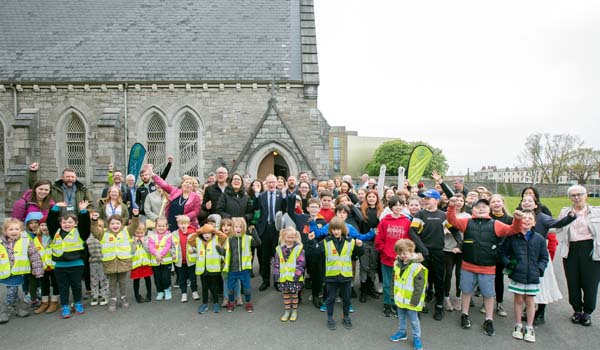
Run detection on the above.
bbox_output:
[227,270,251,302]
[222,272,241,299]
[397,308,421,338]
[382,264,394,305]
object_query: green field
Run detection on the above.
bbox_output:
[503,196,600,216]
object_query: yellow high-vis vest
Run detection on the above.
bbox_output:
[0,237,32,279]
[51,228,84,257]
[101,229,133,261]
[276,244,304,282]
[223,235,252,272]
[393,262,428,311]
[131,240,151,269]
[195,236,222,275]
[324,239,354,277]
[149,233,173,266]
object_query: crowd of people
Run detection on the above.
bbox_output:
[2,158,599,350]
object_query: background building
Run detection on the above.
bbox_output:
[0,0,330,218]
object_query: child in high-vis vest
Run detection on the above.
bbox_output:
[131,223,153,303]
[224,217,261,313]
[22,212,44,307]
[389,239,428,350]
[273,227,305,322]
[47,200,92,319]
[0,218,44,324]
[188,222,227,314]
[307,217,363,331]
[34,220,60,314]
[86,218,109,307]
[172,215,199,303]
[148,217,174,301]
[90,209,139,312]
[219,217,242,307]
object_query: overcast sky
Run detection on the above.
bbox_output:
[313,0,600,175]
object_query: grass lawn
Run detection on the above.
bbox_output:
[504,196,600,216]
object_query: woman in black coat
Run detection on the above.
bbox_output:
[216,173,253,223]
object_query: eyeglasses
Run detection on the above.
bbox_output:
[569,193,586,198]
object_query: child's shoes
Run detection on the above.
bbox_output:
[213,303,220,313]
[156,292,165,301]
[280,310,291,322]
[61,305,71,319]
[289,309,298,322]
[198,304,208,314]
[389,331,408,342]
[164,288,172,300]
[227,302,235,312]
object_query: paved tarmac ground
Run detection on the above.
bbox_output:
[0,256,597,350]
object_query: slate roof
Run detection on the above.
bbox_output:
[0,0,303,83]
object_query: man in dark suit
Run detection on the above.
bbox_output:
[256,174,286,291]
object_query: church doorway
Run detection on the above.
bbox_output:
[257,151,289,180]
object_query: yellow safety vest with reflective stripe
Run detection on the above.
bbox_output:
[195,236,222,275]
[324,239,354,277]
[172,233,181,265]
[0,237,31,279]
[31,236,53,270]
[393,262,428,311]
[149,233,173,266]
[223,235,252,272]
[276,244,304,283]
[187,240,197,265]
[131,240,151,269]
[101,229,133,261]
[51,228,84,257]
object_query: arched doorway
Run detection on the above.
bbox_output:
[257,151,289,180]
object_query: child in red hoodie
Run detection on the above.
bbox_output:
[375,196,412,317]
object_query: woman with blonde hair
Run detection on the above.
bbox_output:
[98,185,129,223]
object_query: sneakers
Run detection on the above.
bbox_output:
[383,304,393,317]
[452,297,462,311]
[181,293,188,303]
[327,319,336,330]
[236,296,244,306]
[192,291,200,300]
[319,302,327,312]
[156,292,165,301]
[164,288,172,300]
[389,330,408,342]
[74,302,84,315]
[90,297,99,306]
[100,297,109,306]
[413,336,423,350]
[198,304,208,314]
[479,305,486,314]
[483,319,495,336]
[433,305,444,321]
[349,304,355,313]
[120,296,129,309]
[290,309,297,322]
[280,310,291,322]
[61,305,71,319]
[579,312,592,326]
[108,299,117,312]
[226,302,235,312]
[444,297,454,311]
[523,327,536,342]
[512,323,524,340]
[245,302,254,313]
[461,313,472,329]
[496,303,508,317]
[571,311,583,324]
[213,303,220,313]
[342,317,353,329]
[23,293,32,304]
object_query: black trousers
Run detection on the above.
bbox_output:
[152,265,171,292]
[41,270,59,296]
[423,249,445,306]
[326,280,351,318]
[258,223,278,283]
[494,261,505,303]
[307,254,324,299]
[443,251,462,298]
[201,274,221,304]
[563,240,600,314]
[54,266,84,305]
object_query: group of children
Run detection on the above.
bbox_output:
[0,188,567,350]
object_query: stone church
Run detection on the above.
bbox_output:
[0,0,330,218]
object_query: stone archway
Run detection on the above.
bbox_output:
[246,142,300,181]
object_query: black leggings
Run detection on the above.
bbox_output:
[133,277,152,297]
[152,265,172,292]
[54,266,84,305]
[41,270,59,296]
[443,251,462,298]
[201,274,221,304]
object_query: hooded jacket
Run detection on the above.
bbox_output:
[375,213,412,267]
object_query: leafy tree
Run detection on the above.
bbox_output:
[365,139,448,177]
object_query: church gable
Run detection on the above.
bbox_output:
[233,96,316,178]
